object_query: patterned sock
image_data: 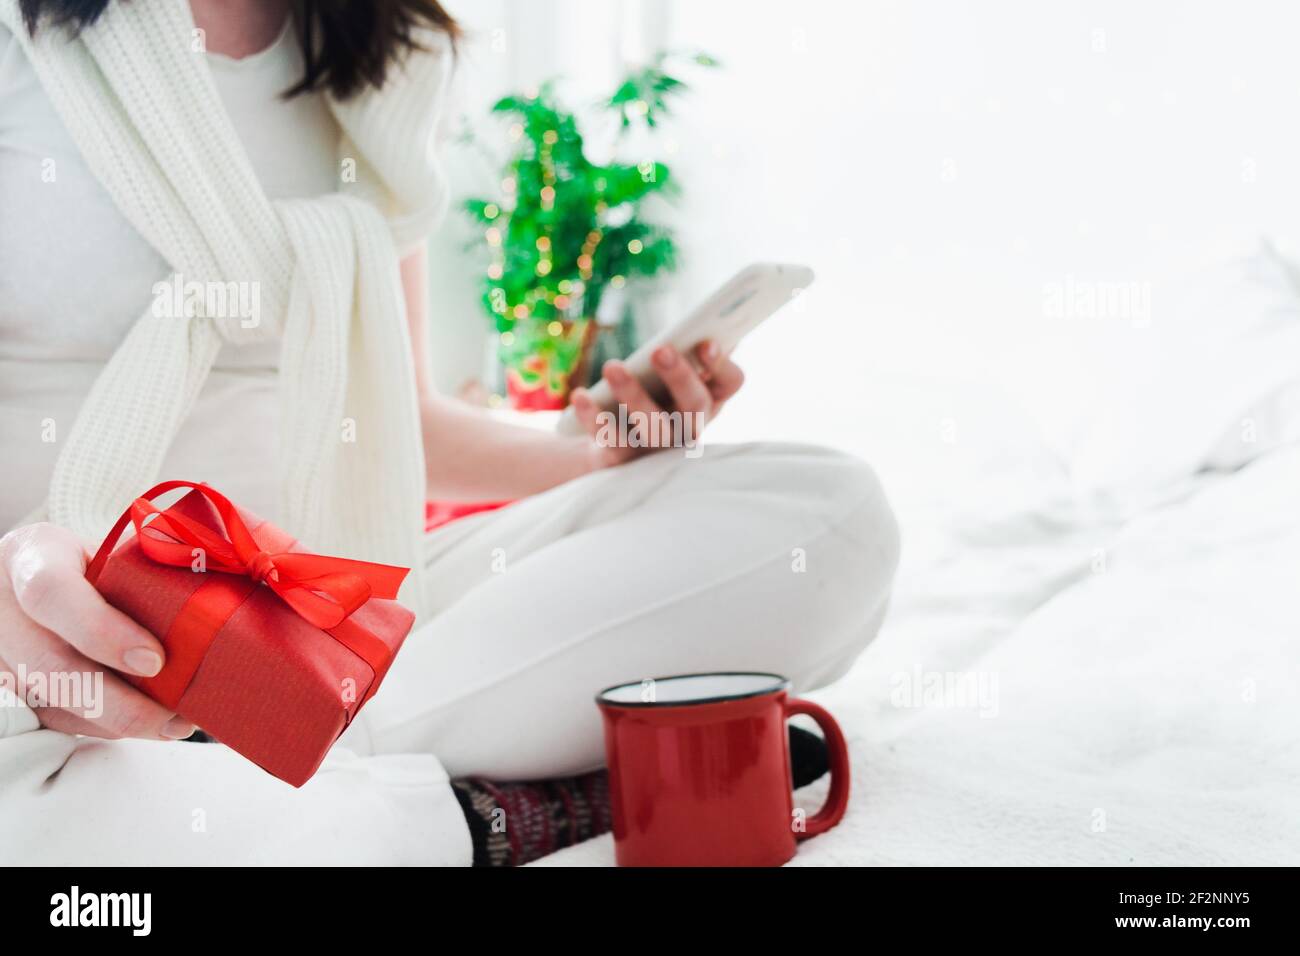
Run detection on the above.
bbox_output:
[450,729,830,867]
[450,771,612,867]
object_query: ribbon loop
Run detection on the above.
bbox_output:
[86,481,411,631]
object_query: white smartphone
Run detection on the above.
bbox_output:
[556,262,814,434]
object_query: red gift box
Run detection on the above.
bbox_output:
[86,481,416,787]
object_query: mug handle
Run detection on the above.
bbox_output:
[784,698,851,840]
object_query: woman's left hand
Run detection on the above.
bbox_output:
[570,340,745,468]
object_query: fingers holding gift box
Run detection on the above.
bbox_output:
[86,481,416,787]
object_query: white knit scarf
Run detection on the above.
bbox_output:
[1,0,454,617]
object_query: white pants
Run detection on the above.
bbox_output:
[0,443,899,865]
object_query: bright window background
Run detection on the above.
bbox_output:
[433,0,1300,518]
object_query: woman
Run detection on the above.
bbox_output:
[0,0,899,865]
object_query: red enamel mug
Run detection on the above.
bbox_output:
[596,672,850,867]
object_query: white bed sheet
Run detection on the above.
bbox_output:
[535,439,1300,866]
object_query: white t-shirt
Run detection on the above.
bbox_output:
[0,16,340,532]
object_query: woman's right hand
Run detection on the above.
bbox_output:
[0,522,196,739]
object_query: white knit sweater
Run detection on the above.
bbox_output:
[0,0,454,617]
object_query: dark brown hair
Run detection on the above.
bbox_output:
[19,0,460,99]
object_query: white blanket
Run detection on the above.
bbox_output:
[537,442,1300,866]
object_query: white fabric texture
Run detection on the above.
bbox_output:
[539,440,1300,867]
[0,443,899,864]
[0,0,452,616]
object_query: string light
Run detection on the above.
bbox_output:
[512,304,530,319]
[536,260,552,276]
[558,279,572,293]
[535,236,551,252]
[540,186,556,204]
[611,275,626,288]
[542,130,558,145]
[547,321,563,336]
[500,331,515,346]
[483,203,500,220]
[485,227,501,246]
[487,263,503,280]
[627,239,643,254]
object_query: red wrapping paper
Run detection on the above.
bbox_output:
[88,482,415,787]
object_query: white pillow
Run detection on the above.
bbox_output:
[1068,237,1300,495]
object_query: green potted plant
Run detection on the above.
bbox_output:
[463,52,717,410]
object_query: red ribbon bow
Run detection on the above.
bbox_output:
[87,481,409,630]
